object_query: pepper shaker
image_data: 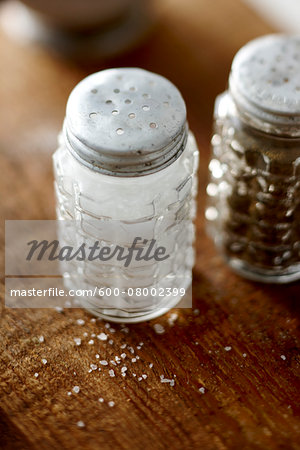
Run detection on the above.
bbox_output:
[53,68,199,322]
[206,35,300,283]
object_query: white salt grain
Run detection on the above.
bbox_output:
[77,319,85,325]
[95,354,100,359]
[73,386,80,394]
[90,364,97,370]
[90,318,96,323]
[121,366,127,373]
[109,369,115,377]
[153,324,165,335]
[199,387,205,394]
[121,327,129,334]
[121,353,126,359]
[138,377,142,381]
[77,421,85,428]
[108,339,114,345]
[132,358,137,363]
[242,353,247,358]
[120,344,127,349]
[149,363,153,369]
[160,375,175,386]
[281,355,286,360]
[97,333,108,341]
[98,397,104,403]
[142,374,147,379]
[74,338,81,346]
[88,339,94,345]
[91,333,96,338]
[108,401,115,407]
[100,360,108,366]
[224,346,232,352]
[67,391,72,396]
[83,332,88,337]
[168,313,178,326]
[41,359,47,365]
[38,335,44,343]
[34,372,39,378]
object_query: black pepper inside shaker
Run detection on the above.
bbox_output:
[206,34,300,283]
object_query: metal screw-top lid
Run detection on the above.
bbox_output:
[64,68,188,176]
[229,35,300,136]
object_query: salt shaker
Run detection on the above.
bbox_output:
[53,68,199,322]
[206,35,300,283]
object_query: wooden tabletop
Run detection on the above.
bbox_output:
[0,0,299,449]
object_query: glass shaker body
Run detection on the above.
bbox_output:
[206,35,300,283]
[53,68,199,322]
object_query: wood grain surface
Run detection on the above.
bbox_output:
[0,0,299,449]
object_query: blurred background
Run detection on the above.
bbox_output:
[244,0,300,33]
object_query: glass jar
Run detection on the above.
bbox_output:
[206,35,300,283]
[53,68,199,322]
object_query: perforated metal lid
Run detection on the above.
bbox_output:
[229,35,300,136]
[64,68,188,176]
